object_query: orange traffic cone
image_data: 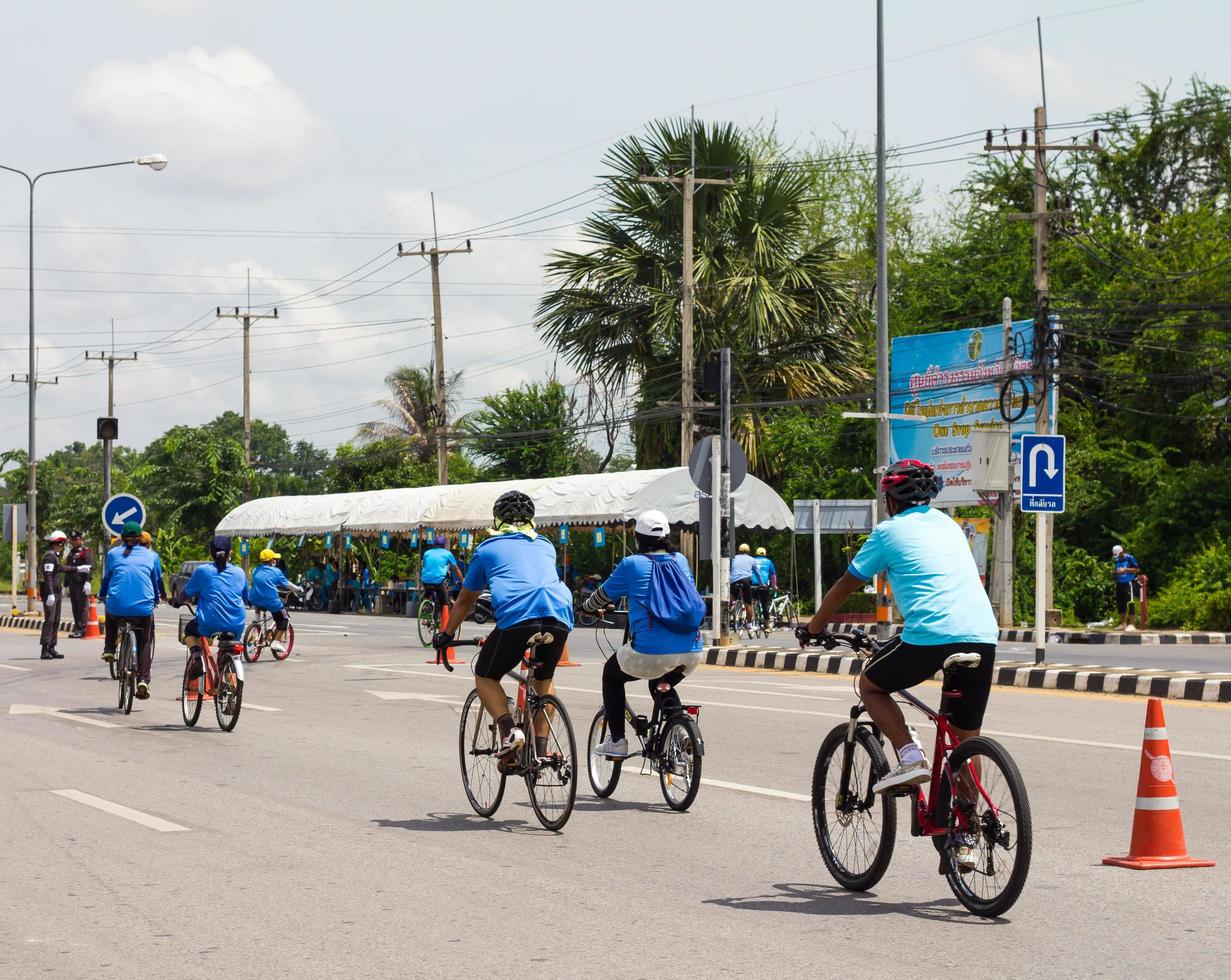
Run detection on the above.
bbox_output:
[1103,697,1215,870]
[82,594,102,639]
[555,641,581,667]
[427,605,466,666]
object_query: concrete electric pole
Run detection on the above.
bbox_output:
[215,305,279,500]
[84,329,137,501]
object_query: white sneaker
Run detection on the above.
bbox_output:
[270,640,286,653]
[596,736,631,758]
[499,726,525,756]
[872,759,931,795]
[952,831,979,872]
[1125,624,1137,632]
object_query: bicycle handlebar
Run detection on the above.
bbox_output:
[796,626,877,658]
[433,634,486,673]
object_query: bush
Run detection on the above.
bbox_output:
[1147,535,1231,631]
[1054,543,1113,624]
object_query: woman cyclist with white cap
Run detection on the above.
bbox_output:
[582,509,705,758]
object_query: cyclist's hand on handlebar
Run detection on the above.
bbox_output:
[795,624,837,650]
[431,630,454,651]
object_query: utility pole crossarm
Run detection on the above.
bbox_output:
[396,240,473,257]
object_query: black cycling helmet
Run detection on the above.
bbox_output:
[879,459,940,505]
[492,490,535,525]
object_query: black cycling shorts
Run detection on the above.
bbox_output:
[473,617,570,682]
[256,606,290,631]
[731,580,753,602]
[1115,581,1134,613]
[862,637,996,731]
[422,582,451,607]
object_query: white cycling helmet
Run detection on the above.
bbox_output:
[634,509,670,537]
[46,529,68,543]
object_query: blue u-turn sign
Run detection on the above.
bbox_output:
[1020,434,1066,513]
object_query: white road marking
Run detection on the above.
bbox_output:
[681,680,843,702]
[698,778,810,803]
[242,702,281,712]
[50,789,189,832]
[0,662,32,671]
[9,704,119,728]
[368,690,463,705]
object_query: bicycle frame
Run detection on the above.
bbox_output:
[620,685,704,768]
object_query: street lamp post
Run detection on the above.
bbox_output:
[0,154,166,610]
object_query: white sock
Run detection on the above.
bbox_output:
[898,743,925,767]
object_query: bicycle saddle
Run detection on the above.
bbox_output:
[943,652,982,670]
[528,632,555,646]
[214,631,238,643]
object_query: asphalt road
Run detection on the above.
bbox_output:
[2,612,1227,977]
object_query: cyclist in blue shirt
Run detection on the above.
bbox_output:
[172,535,250,680]
[1111,544,1141,630]
[801,459,997,822]
[731,543,756,626]
[752,546,777,630]
[100,521,163,699]
[582,509,704,758]
[250,548,301,654]
[421,535,462,614]
[435,491,572,760]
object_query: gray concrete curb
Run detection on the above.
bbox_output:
[828,622,1230,645]
[701,645,1231,703]
[0,615,74,633]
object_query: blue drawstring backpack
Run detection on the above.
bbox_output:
[646,555,706,634]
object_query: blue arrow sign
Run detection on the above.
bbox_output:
[1020,433,1066,513]
[101,492,146,536]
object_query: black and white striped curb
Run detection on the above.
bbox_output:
[701,645,1231,703]
[0,615,74,633]
[998,628,1231,645]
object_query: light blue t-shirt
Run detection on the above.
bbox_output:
[752,556,777,586]
[100,544,162,617]
[182,562,250,638]
[421,547,459,585]
[250,564,290,611]
[848,505,998,646]
[601,553,704,655]
[731,553,756,582]
[463,533,573,629]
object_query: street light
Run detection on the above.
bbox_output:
[0,154,167,611]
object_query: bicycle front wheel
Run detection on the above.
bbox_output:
[935,736,1032,918]
[181,656,203,727]
[416,599,437,647]
[659,715,702,811]
[214,652,243,732]
[242,623,262,663]
[812,723,897,891]
[525,694,577,831]
[458,689,506,817]
[586,708,622,798]
[272,622,293,660]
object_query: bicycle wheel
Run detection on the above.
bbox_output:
[458,689,506,817]
[242,622,262,663]
[416,599,437,647]
[108,655,118,680]
[272,622,293,660]
[525,694,577,831]
[934,736,1032,918]
[586,708,622,798]
[812,723,897,891]
[659,715,702,811]
[214,652,243,732]
[181,656,203,727]
[117,632,135,715]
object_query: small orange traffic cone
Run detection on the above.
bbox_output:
[1103,697,1215,870]
[82,595,102,639]
[427,605,466,666]
[555,641,581,667]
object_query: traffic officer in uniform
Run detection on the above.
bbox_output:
[40,529,68,659]
[62,529,94,637]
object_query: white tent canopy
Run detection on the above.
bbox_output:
[215,467,792,537]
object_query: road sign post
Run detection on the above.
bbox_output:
[100,493,146,540]
[1020,434,1066,664]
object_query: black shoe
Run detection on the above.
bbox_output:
[187,657,204,680]
[40,649,53,660]
[48,649,64,659]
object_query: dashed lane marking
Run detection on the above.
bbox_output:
[50,789,189,832]
[368,690,463,705]
[0,663,32,671]
[8,704,119,728]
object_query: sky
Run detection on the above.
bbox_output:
[0,0,1226,459]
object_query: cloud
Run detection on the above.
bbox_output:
[966,44,1148,114]
[72,47,334,194]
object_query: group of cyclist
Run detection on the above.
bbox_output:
[730,542,779,631]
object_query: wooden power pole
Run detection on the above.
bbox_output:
[216,305,279,499]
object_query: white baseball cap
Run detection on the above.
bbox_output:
[634,509,669,537]
[1111,544,1124,557]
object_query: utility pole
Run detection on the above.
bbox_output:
[719,346,733,646]
[639,119,734,466]
[994,297,1015,627]
[215,305,279,499]
[397,196,472,486]
[873,0,892,640]
[85,321,137,502]
[9,365,57,610]
[986,108,1098,625]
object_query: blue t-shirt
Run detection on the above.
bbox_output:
[752,556,777,586]
[323,564,339,587]
[731,553,756,582]
[463,533,573,629]
[601,553,704,655]
[183,562,250,637]
[848,505,998,646]
[250,564,290,611]
[100,544,162,617]
[1114,554,1139,584]
[421,547,459,585]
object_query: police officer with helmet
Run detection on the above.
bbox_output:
[62,529,94,637]
[40,530,68,659]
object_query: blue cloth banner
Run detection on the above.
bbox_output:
[558,525,569,544]
[343,533,352,550]
[594,527,606,547]
[380,531,390,549]
[410,530,418,547]
[459,529,470,548]
[239,539,249,556]
[324,532,333,549]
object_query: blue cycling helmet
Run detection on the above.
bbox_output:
[434,534,447,546]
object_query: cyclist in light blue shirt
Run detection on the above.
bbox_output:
[752,547,777,629]
[731,543,757,626]
[582,509,704,758]
[99,521,162,699]
[173,535,250,682]
[250,548,301,654]
[420,536,462,614]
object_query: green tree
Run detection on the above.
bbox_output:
[358,363,462,465]
[461,380,588,479]
[326,440,480,493]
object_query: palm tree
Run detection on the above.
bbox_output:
[358,363,462,464]
[536,119,869,468]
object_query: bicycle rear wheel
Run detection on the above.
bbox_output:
[935,736,1032,918]
[586,708,622,797]
[272,622,293,660]
[525,694,577,831]
[117,632,135,715]
[458,689,506,817]
[812,723,897,891]
[214,652,243,732]
[242,622,262,663]
[659,715,702,811]
[416,599,437,647]
[181,656,203,727]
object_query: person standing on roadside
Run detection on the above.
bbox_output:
[62,530,94,637]
[39,530,68,659]
[1111,544,1141,631]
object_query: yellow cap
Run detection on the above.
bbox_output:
[259,548,281,562]
[756,547,767,556]
[140,531,152,545]
[738,543,750,553]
